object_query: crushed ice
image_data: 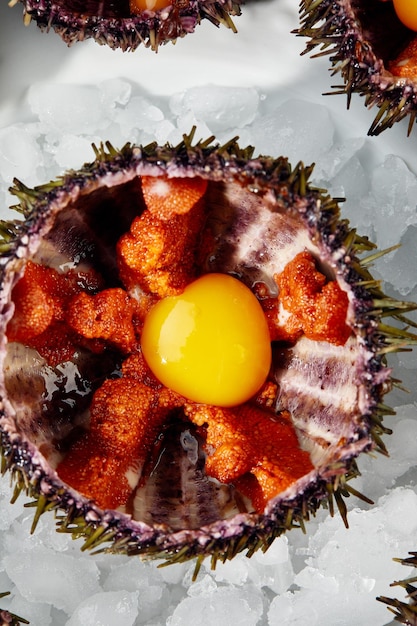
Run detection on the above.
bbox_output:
[0,63,416,626]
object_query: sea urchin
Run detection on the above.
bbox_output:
[0,133,415,574]
[297,0,417,135]
[9,0,242,51]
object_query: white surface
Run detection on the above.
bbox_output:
[0,1,417,624]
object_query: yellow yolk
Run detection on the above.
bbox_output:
[393,0,417,31]
[141,274,272,407]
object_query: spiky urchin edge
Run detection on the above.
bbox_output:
[0,593,29,626]
[0,131,416,570]
[12,0,241,52]
[296,0,417,136]
[378,553,417,625]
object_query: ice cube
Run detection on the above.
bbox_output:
[66,590,139,626]
[170,86,259,134]
[167,577,264,626]
[250,99,334,168]
[28,83,110,134]
[4,549,100,614]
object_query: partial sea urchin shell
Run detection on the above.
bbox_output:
[10,0,242,51]
[0,133,415,571]
[0,593,29,626]
[297,0,417,135]
[378,552,417,625]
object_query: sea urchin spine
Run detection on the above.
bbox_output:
[297,0,417,134]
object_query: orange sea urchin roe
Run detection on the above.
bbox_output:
[275,251,351,345]
[7,261,102,365]
[129,0,172,13]
[7,261,73,343]
[393,0,417,31]
[184,402,314,512]
[57,377,161,509]
[117,176,207,298]
[388,37,417,81]
[65,288,138,354]
[141,273,272,407]
[57,353,183,510]
[141,175,207,219]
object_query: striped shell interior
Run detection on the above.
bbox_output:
[0,167,375,531]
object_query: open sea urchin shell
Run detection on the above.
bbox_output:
[297,0,417,135]
[10,0,242,51]
[0,133,416,571]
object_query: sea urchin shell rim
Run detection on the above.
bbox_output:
[0,134,415,567]
[296,0,417,135]
[14,0,242,52]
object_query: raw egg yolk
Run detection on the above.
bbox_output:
[393,0,417,31]
[141,274,272,407]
